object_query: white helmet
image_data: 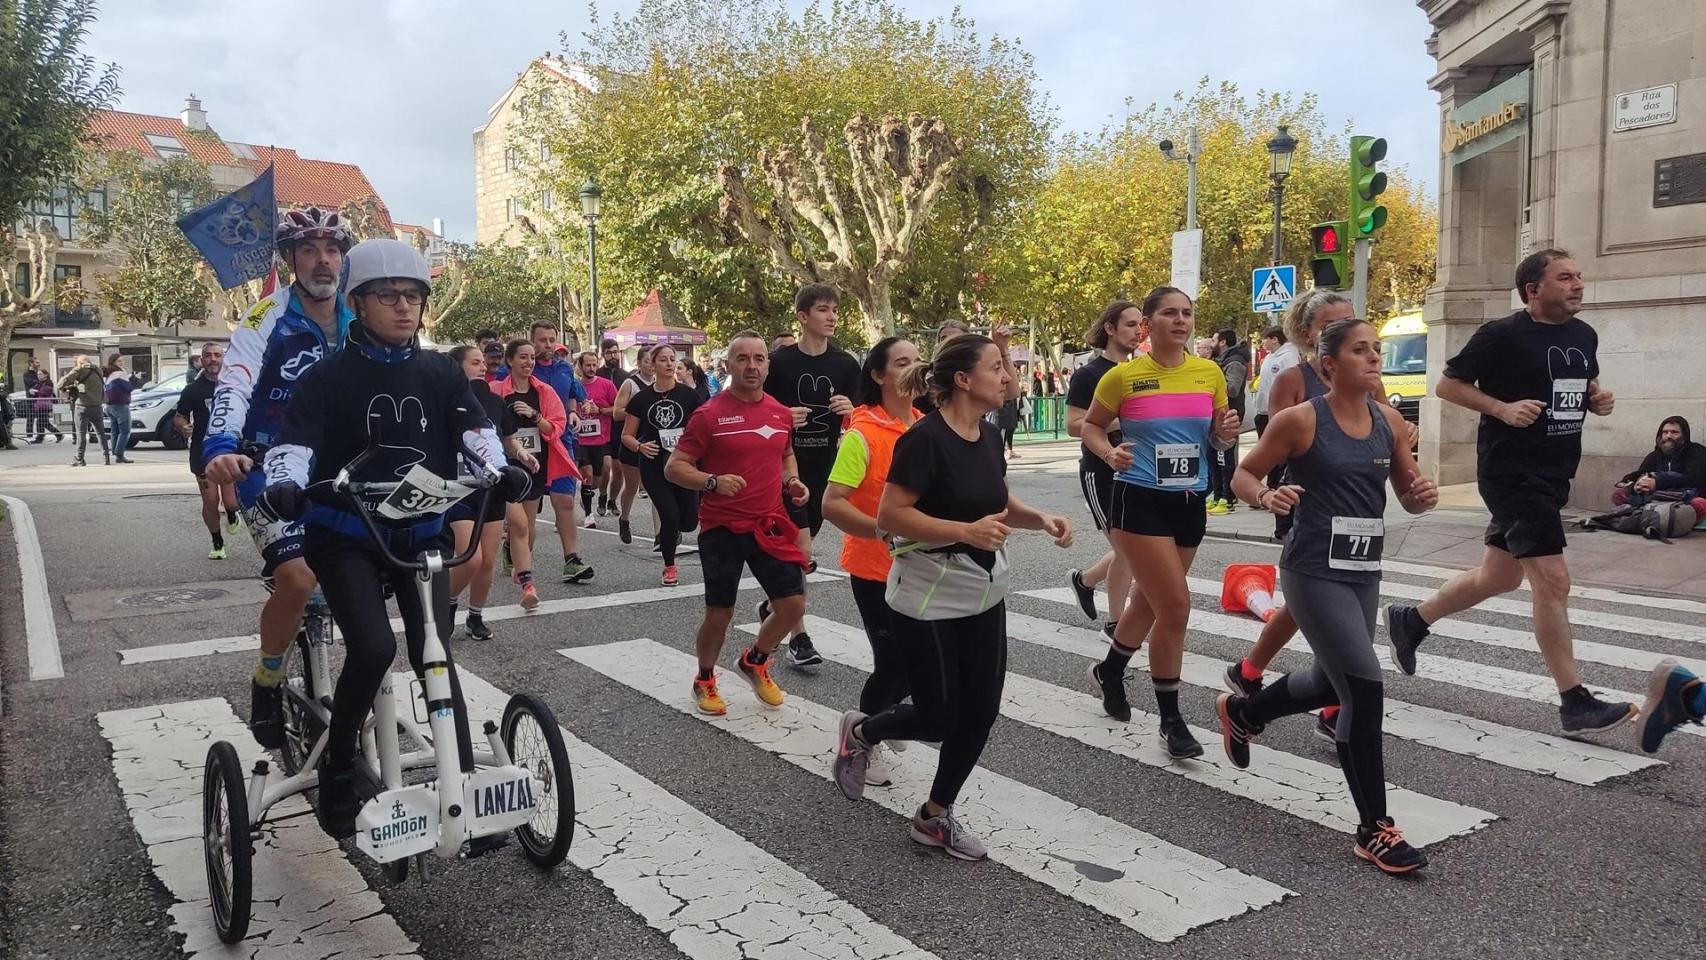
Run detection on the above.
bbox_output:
[344,238,430,296]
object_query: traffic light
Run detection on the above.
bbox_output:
[1309,220,1348,288]
[1349,135,1389,237]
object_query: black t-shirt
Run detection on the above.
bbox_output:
[764,344,860,463]
[1067,355,1121,467]
[887,412,1009,570]
[505,382,551,484]
[1443,309,1599,479]
[176,373,218,470]
[599,363,629,389]
[625,383,702,465]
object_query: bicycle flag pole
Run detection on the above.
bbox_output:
[176,163,278,289]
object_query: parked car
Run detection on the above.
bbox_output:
[122,371,192,449]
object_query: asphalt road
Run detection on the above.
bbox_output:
[0,438,1701,960]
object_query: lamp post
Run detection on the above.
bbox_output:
[1160,126,1201,230]
[579,178,603,345]
[1266,124,1297,263]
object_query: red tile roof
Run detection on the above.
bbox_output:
[85,109,238,166]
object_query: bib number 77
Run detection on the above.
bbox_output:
[1328,516,1384,572]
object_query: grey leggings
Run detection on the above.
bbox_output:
[1240,569,1387,826]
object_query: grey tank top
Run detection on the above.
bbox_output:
[1279,395,1393,583]
[1299,361,1328,401]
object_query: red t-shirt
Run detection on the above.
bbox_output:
[674,390,796,531]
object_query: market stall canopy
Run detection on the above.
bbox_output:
[607,289,706,346]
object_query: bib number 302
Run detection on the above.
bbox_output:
[1154,443,1201,487]
[1329,516,1385,572]
[377,465,474,521]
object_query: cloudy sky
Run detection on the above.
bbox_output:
[84,0,1440,243]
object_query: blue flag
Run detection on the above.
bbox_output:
[177,164,277,289]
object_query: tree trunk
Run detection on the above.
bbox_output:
[858,279,895,341]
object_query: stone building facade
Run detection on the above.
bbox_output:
[472,56,592,246]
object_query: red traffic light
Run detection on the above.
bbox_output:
[1314,224,1341,253]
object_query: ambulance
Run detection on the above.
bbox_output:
[1379,312,1427,422]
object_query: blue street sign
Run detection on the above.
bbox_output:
[1251,265,1297,313]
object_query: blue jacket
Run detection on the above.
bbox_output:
[532,357,587,450]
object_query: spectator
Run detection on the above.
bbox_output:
[1613,416,1706,515]
[21,357,62,443]
[0,373,13,450]
[770,333,797,353]
[57,354,109,466]
[1207,329,1251,513]
[1252,325,1296,489]
[103,354,136,462]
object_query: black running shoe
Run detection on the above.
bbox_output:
[1560,692,1637,738]
[1215,694,1259,769]
[1355,817,1428,874]
[465,612,493,642]
[619,518,632,544]
[1159,715,1204,760]
[1068,569,1098,621]
[788,633,824,668]
[316,757,361,840]
[250,679,285,749]
[1087,662,1131,722]
[1384,604,1427,676]
[1223,660,1264,697]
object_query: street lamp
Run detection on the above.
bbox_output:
[1266,124,1297,263]
[1159,126,1200,230]
[579,178,603,344]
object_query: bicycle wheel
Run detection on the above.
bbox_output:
[278,630,319,777]
[203,741,253,944]
[501,693,574,868]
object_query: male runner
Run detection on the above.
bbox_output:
[528,321,595,583]
[175,341,240,558]
[665,330,810,714]
[1385,249,1632,735]
[203,206,352,748]
[575,351,618,522]
[597,338,630,514]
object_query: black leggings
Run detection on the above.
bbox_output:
[1001,425,1016,452]
[306,528,476,773]
[850,576,909,716]
[1238,570,1386,826]
[859,602,1006,809]
[640,460,698,564]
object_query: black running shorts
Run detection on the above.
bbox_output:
[1480,473,1570,559]
[1108,481,1207,548]
[1079,456,1114,533]
[698,526,806,609]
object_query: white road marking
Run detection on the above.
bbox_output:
[1316,576,1703,644]
[562,639,1294,944]
[0,493,64,681]
[96,698,421,959]
[1379,558,1706,617]
[740,616,1496,846]
[1011,598,1662,785]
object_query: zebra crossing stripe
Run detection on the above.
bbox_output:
[738,616,1497,846]
[1008,600,1662,785]
[96,699,422,959]
[1380,559,1706,618]
[560,639,1294,943]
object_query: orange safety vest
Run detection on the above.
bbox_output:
[838,404,913,582]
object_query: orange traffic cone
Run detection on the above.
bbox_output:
[1220,563,1277,622]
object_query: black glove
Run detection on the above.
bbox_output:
[499,464,534,502]
[258,481,308,522]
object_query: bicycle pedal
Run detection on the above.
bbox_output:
[462,834,510,859]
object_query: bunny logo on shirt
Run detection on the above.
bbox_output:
[794,373,836,446]
[366,394,429,478]
[1546,346,1591,436]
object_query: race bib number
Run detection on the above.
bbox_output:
[514,427,542,454]
[1154,443,1201,487]
[1329,516,1385,572]
[575,418,600,438]
[376,464,474,521]
[1550,378,1587,424]
[659,427,683,451]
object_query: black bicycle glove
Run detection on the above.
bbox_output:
[499,464,534,502]
[259,481,308,522]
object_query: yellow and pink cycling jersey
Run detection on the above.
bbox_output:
[1091,353,1228,493]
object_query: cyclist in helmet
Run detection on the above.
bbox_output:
[259,238,531,838]
[203,205,353,750]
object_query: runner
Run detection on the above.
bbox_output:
[662,330,809,713]
[762,284,860,667]
[446,344,536,640]
[493,339,578,610]
[623,344,703,585]
[611,347,657,543]
[1081,286,1240,759]
[829,333,1073,861]
[1384,249,1633,736]
[596,338,628,517]
[204,205,352,749]
[1218,317,1439,874]
[1065,300,1143,637]
[574,351,618,526]
[174,342,240,559]
[529,322,594,584]
[822,335,923,788]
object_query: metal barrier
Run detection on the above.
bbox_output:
[1017,395,1070,443]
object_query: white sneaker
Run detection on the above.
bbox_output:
[583,516,597,529]
[864,744,893,786]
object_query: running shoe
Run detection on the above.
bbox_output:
[619,519,632,544]
[1205,498,1230,516]
[1355,817,1428,874]
[1087,662,1131,722]
[582,515,597,529]
[519,583,540,611]
[738,647,785,706]
[1223,660,1263,697]
[1314,709,1339,744]
[597,496,609,517]
[465,612,493,642]
[208,545,227,560]
[692,676,727,716]
[1215,693,1258,769]
[661,565,679,586]
[788,633,824,668]
[1637,659,1704,753]
[910,805,987,861]
[805,560,819,574]
[1560,691,1636,737]
[226,516,241,536]
[831,710,871,799]
[1068,569,1098,621]
[651,540,663,554]
[1384,604,1427,676]
[249,680,285,749]
[865,743,893,787]
[1159,715,1204,760]
[561,555,594,583]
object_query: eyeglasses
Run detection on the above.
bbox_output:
[366,288,427,306]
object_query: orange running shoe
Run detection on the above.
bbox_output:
[520,583,540,611]
[692,675,727,716]
[738,647,784,707]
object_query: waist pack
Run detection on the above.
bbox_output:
[1581,502,1698,542]
[885,541,1008,621]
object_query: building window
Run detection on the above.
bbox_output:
[15,185,105,242]
[541,189,554,211]
[506,198,516,222]
[144,133,187,158]
[10,263,27,301]
[505,147,520,172]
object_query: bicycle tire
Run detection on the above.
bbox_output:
[203,741,253,944]
[500,693,574,868]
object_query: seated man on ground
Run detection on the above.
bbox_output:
[1612,415,1706,515]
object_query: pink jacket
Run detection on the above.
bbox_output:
[493,374,583,485]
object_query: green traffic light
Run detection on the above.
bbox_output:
[1355,206,1389,235]
[1348,135,1390,239]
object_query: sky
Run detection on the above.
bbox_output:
[83,0,1441,244]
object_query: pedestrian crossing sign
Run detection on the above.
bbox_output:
[1251,265,1297,313]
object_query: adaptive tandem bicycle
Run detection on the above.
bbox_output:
[201,445,575,943]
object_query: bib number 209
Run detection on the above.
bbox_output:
[1328,516,1384,572]
[1154,443,1201,487]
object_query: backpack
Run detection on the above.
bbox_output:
[1640,501,1698,542]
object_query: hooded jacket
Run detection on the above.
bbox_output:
[1620,416,1706,492]
[1218,342,1253,417]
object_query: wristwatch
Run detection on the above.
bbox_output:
[704,475,719,492]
